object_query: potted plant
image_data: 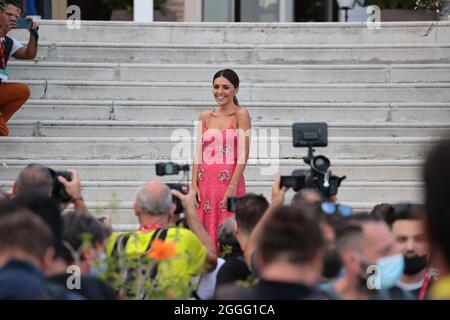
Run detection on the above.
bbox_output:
[364,0,439,20]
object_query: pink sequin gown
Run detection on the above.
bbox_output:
[196,121,246,248]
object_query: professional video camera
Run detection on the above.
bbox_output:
[47,168,73,203]
[280,123,346,197]
[155,162,190,214]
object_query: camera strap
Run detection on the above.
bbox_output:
[111,228,168,281]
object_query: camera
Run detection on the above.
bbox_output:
[16,18,32,30]
[155,162,190,214]
[280,123,346,197]
[156,162,189,176]
[227,197,239,212]
[47,168,72,203]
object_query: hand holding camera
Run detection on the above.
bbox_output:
[16,17,39,42]
[272,174,287,207]
[156,162,190,214]
[171,184,196,216]
[57,169,82,202]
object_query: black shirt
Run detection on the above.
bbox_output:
[249,279,318,300]
[216,256,251,286]
[215,278,321,300]
[50,273,116,300]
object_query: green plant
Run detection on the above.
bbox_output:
[96,231,199,300]
[364,0,417,8]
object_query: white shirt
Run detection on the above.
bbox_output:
[0,36,25,59]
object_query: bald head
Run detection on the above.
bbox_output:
[15,164,53,197]
[135,180,173,216]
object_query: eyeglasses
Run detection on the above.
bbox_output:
[321,202,352,217]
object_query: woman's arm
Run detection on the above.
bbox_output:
[192,112,207,205]
[223,108,251,204]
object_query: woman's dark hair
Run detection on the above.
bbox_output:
[213,69,240,106]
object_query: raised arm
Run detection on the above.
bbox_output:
[244,174,287,267]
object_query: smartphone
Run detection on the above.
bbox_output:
[16,18,32,29]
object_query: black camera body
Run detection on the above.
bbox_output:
[155,163,190,214]
[280,123,345,197]
[166,183,189,215]
[47,168,72,203]
[156,162,190,177]
[227,197,239,212]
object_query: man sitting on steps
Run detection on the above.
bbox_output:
[0,0,39,136]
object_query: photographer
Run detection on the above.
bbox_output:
[105,180,217,298]
[13,164,89,214]
[0,0,39,136]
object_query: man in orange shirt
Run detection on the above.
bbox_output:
[0,0,38,136]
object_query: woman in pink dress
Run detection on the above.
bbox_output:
[192,69,251,250]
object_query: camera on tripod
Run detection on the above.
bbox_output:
[280,123,346,197]
[155,162,190,214]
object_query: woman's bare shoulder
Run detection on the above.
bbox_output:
[199,109,213,120]
[235,106,250,118]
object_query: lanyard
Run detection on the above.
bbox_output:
[139,223,164,233]
[0,38,6,69]
[418,270,432,300]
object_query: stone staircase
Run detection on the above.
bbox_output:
[1,21,449,228]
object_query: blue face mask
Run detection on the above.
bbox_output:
[376,254,405,290]
[358,252,405,290]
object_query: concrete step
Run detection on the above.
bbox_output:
[24,80,450,103]
[9,21,450,45]
[0,137,437,160]
[0,180,424,205]
[34,42,450,64]
[7,120,450,138]
[0,159,423,183]
[14,100,450,123]
[9,61,450,83]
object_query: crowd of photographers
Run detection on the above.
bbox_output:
[1,137,450,300]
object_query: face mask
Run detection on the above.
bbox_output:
[322,248,342,279]
[376,254,405,290]
[357,253,404,290]
[403,255,427,276]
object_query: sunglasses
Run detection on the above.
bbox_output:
[321,202,352,217]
